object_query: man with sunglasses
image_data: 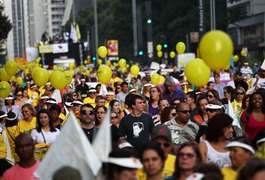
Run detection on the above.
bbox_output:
[79,104,98,143]
[164,103,199,147]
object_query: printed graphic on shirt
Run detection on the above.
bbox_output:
[133,122,144,137]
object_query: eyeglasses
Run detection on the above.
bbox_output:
[178,110,191,114]
[81,110,94,115]
[157,142,171,148]
[171,113,177,117]
[207,95,214,98]
[237,92,244,95]
[178,153,196,159]
[206,108,219,113]
[111,116,118,119]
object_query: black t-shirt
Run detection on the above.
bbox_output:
[82,127,94,143]
[118,113,154,150]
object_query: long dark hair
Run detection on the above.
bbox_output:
[246,91,265,114]
[36,109,57,133]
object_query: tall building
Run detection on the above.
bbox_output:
[227,0,265,52]
[4,0,89,60]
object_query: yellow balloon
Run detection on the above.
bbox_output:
[106,60,111,66]
[97,65,112,84]
[156,44,162,51]
[69,62,75,69]
[32,67,42,77]
[33,68,49,87]
[79,65,85,72]
[130,65,140,76]
[241,49,247,57]
[233,55,239,62]
[84,70,90,77]
[0,81,11,98]
[184,58,211,87]
[118,58,126,68]
[199,30,233,70]
[49,71,66,89]
[84,60,88,65]
[0,68,11,81]
[98,46,108,58]
[157,51,163,58]
[10,76,16,82]
[5,61,18,76]
[121,67,127,73]
[97,59,102,65]
[169,51,176,59]
[17,77,23,85]
[176,42,186,54]
[35,57,41,63]
[151,73,160,85]
[159,75,165,84]
[126,64,130,68]
[113,62,118,67]
[64,70,73,86]
[180,60,184,65]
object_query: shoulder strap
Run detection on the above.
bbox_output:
[40,130,47,144]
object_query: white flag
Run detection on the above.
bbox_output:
[227,101,241,129]
[34,112,101,179]
[51,89,62,107]
[99,84,108,97]
[92,108,112,162]
[70,23,78,43]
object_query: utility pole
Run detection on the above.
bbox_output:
[94,0,99,59]
[210,0,216,30]
[146,0,153,65]
[132,0,138,57]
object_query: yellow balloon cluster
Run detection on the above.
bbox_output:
[184,58,211,87]
[97,65,112,84]
[199,30,233,70]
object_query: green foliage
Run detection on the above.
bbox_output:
[0,3,12,41]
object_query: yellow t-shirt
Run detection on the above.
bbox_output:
[83,97,96,107]
[15,117,37,136]
[222,166,237,180]
[137,154,176,180]
[0,134,6,159]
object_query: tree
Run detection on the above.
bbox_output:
[0,3,12,41]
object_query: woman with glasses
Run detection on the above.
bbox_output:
[206,89,220,102]
[31,109,60,144]
[231,87,245,120]
[15,103,37,136]
[240,91,265,141]
[110,111,120,143]
[171,143,202,180]
[14,89,24,108]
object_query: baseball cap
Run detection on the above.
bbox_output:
[151,125,172,142]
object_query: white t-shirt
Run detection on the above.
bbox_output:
[31,128,60,144]
[250,77,265,89]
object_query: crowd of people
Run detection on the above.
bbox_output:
[0,60,265,180]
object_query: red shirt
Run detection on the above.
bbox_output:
[241,111,265,140]
[2,161,40,180]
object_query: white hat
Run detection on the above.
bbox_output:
[106,91,115,96]
[46,98,57,104]
[180,82,188,86]
[5,96,14,100]
[89,88,97,93]
[186,173,204,180]
[257,137,265,145]
[81,78,86,81]
[226,141,255,154]
[118,142,133,149]
[65,101,73,107]
[6,112,17,121]
[129,89,136,93]
[205,104,223,109]
[72,100,84,106]
[143,83,152,87]
[261,59,265,70]
[107,157,142,169]
[40,95,50,100]
[244,62,249,65]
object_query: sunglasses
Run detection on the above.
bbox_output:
[178,153,196,159]
[111,116,118,119]
[17,94,22,96]
[237,92,244,95]
[171,113,177,117]
[207,95,214,98]
[81,110,94,115]
[157,142,171,148]
[178,110,191,114]
[206,108,219,113]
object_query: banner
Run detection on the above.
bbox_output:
[107,40,119,56]
[52,43,69,54]
[39,45,53,54]
[34,112,101,179]
[26,47,39,62]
